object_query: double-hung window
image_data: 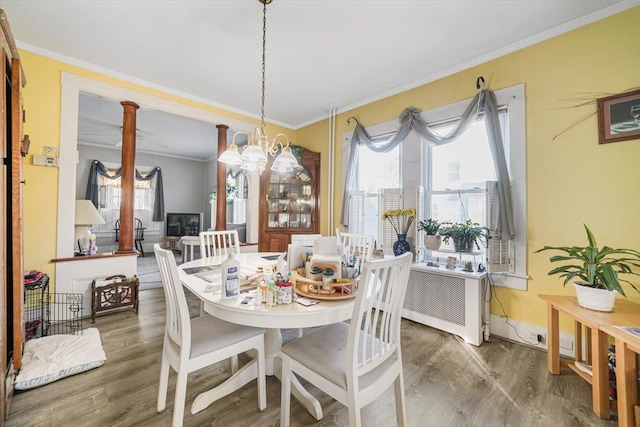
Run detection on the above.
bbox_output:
[92,162,161,236]
[344,84,527,289]
[421,84,527,289]
[426,114,505,247]
[348,136,401,246]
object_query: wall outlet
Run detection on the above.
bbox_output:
[528,331,546,344]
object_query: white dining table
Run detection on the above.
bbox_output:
[178,252,355,420]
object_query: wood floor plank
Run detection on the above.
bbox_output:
[7,288,618,427]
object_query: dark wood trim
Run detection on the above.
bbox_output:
[0,11,25,84]
[115,101,139,255]
[51,253,139,263]
[0,11,25,419]
[0,45,7,423]
[10,57,23,371]
[216,124,229,231]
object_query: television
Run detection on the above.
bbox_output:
[166,212,203,237]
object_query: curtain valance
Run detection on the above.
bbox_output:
[85,160,165,222]
[341,88,515,240]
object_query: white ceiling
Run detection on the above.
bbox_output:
[77,91,228,161]
[1,0,634,158]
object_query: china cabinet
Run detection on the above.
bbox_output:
[258,148,320,252]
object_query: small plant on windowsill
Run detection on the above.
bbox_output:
[439,219,490,253]
[418,218,444,250]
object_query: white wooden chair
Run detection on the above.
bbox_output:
[290,233,322,247]
[154,244,266,427]
[199,230,241,258]
[280,252,412,427]
[197,230,242,315]
[338,232,374,278]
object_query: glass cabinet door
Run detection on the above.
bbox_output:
[266,167,313,229]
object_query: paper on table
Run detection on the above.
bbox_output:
[196,269,221,283]
[614,326,640,339]
[574,361,592,377]
[183,266,216,275]
[296,297,320,307]
[197,267,258,284]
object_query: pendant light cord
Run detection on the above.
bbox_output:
[261,0,267,133]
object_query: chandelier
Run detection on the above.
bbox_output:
[218,0,301,174]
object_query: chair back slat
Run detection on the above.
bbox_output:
[338,232,374,278]
[154,244,191,352]
[348,252,412,379]
[200,230,241,258]
[135,217,144,240]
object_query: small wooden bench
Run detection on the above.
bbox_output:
[91,275,139,323]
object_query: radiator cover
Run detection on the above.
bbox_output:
[403,264,487,346]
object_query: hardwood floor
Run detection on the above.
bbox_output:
[7,288,617,427]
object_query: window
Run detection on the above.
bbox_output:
[99,176,154,211]
[92,162,160,235]
[421,84,527,290]
[427,115,504,232]
[447,162,460,182]
[343,84,526,289]
[351,140,400,244]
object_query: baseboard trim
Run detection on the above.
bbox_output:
[489,314,576,358]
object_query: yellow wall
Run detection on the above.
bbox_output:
[20,7,640,332]
[20,51,294,287]
[299,6,640,330]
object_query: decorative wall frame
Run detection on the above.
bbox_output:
[597,88,640,144]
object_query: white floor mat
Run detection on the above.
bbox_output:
[15,328,106,390]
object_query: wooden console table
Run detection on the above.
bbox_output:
[163,236,180,252]
[599,325,640,427]
[539,294,640,420]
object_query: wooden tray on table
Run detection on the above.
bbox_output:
[291,268,358,300]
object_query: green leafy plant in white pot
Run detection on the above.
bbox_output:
[418,218,443,250]
[535,224,640,312]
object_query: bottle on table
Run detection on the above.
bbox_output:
[221,252,240,299]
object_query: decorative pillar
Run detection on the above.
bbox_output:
[216,124,229,231]
[116,101,139,254]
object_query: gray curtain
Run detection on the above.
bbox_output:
[85,160,165,222]
[341,89,515,240]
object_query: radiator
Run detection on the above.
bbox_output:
[403,264,488,346]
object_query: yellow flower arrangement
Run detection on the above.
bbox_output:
[382,208,416,235]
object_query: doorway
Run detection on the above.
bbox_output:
[57,73,258,259]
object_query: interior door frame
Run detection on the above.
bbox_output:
[57,73,257,258]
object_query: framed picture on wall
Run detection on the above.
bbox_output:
[597,88,640,144]
[445,256,457,270]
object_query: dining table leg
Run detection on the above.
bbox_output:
[265,328,324,420]
[264,328,283,375]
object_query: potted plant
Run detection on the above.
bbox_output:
[439,219,489,253]
[418,218,443,250]
[535,224,640,312]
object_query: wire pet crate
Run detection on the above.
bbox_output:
[24,274,50,340]
[49,293,84,336]
[24,271,84,339]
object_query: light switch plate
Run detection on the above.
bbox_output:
[32,155,58,167]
